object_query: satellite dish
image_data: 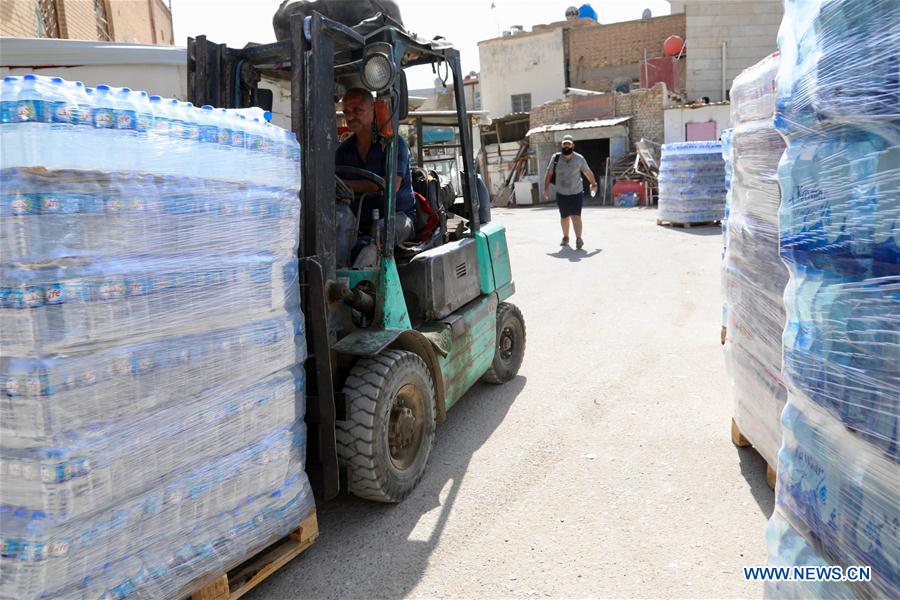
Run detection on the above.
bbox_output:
[642,8,652,20]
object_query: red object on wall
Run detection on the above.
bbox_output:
[612,179,646,206]
[664,35,685,57]
[639,56,684,92]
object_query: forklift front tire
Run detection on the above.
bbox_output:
[337,350,436,503]
[482,302,526,384]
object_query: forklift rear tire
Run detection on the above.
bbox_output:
[336,350,436,503]
[482,302,526,384]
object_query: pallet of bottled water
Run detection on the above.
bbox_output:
[721,53,788,469]
[657,141,726,225]
[765,1,899,598]
[0,74,314,599]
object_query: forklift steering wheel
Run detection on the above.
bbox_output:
[335,166,386,193]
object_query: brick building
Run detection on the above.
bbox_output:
[1,0,173,45]
[568,14,686,93]
[526,83,676,201]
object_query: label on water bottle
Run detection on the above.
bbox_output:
[135,112,153,132]
[6,193,38,215]
[247,134,262,151]
[218,127,232,145]
[93,107,114,129]
[115,109,136,130]
[51,101,76,124]
[22,286,43,307]
[199,125,218,143]
[45,284,63,305]
[154,117,171,135]
[17,99,49,122]
[232,130,245,148]
[0,101,18,123]
[47,539,70,557]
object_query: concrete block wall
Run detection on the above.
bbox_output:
[112,0,173,44]
[614,83,669,146]
[569,14,686,91]
[684,0,782,101]
[0,0,172,45]
[59,0,100,40]
[0,1,39,38]
[529,97,575,129]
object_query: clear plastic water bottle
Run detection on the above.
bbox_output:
[91,85,117,171]
[16,74,51,167]
[0,76,22,168]
[198,105,219,178]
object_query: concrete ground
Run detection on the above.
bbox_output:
[249,206,774,599]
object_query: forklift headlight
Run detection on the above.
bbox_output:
[361,52,396,92]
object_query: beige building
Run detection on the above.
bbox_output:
[669,0,783,102]
[1,0,173,45]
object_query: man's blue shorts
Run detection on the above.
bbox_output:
[556,192,584,218]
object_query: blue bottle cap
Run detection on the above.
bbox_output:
[96,84,110,91]
[23,74,37,81]
[51,77,63,84]
[149,95,161,101]
[202,105,214,110]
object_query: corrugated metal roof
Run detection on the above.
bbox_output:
[526,116,631,137]
[0,37,185,67]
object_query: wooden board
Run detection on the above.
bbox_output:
[189,510,319,600]
[730,418,776,491]
[656,219,722,229]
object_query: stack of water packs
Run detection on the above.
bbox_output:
[722,53,788,469]
[766,1,899,597]
[657,141,726,225]
[0,75,314,599]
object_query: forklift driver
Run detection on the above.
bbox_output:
[336,88,417,244]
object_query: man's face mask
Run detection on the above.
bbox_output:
[561,145,574,155]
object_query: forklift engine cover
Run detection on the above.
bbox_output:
[399,239,481,322]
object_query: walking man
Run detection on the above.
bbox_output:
[543,135,598,249]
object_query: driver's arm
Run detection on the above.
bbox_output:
[342,175,403,194]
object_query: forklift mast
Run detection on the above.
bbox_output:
[187,12,481,501]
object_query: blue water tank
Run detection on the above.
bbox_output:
[578,4,597,20]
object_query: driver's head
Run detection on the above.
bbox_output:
[342,88,375,136]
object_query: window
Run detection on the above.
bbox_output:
[511,93,531,113]
[94,0,112,41]
[35,0,60,39]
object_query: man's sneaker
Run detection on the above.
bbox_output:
[576,237,584,250]
[560,237,570,246]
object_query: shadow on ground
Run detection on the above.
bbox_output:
[737,446,776,518]
[546,247,602,262]
[248,376,527,599]
[657,224,723,237]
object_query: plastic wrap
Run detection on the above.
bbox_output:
[657,141,726,224]
[766,2,899,598]
[721,53,788,468]
[0,75,313,600]
[720,129,732,331]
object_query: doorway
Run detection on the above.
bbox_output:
[573,138,610,196]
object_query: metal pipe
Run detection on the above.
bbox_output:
[721,41,727,101]
[643,48,649,87]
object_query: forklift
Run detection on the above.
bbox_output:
[187,11,525,503]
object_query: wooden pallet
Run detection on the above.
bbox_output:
[731,418,776,490]
[657,218,722,228]
[190,510,319,600]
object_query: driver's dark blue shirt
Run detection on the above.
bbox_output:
[335,132,416,221]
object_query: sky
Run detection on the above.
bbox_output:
[172,0,672,89]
